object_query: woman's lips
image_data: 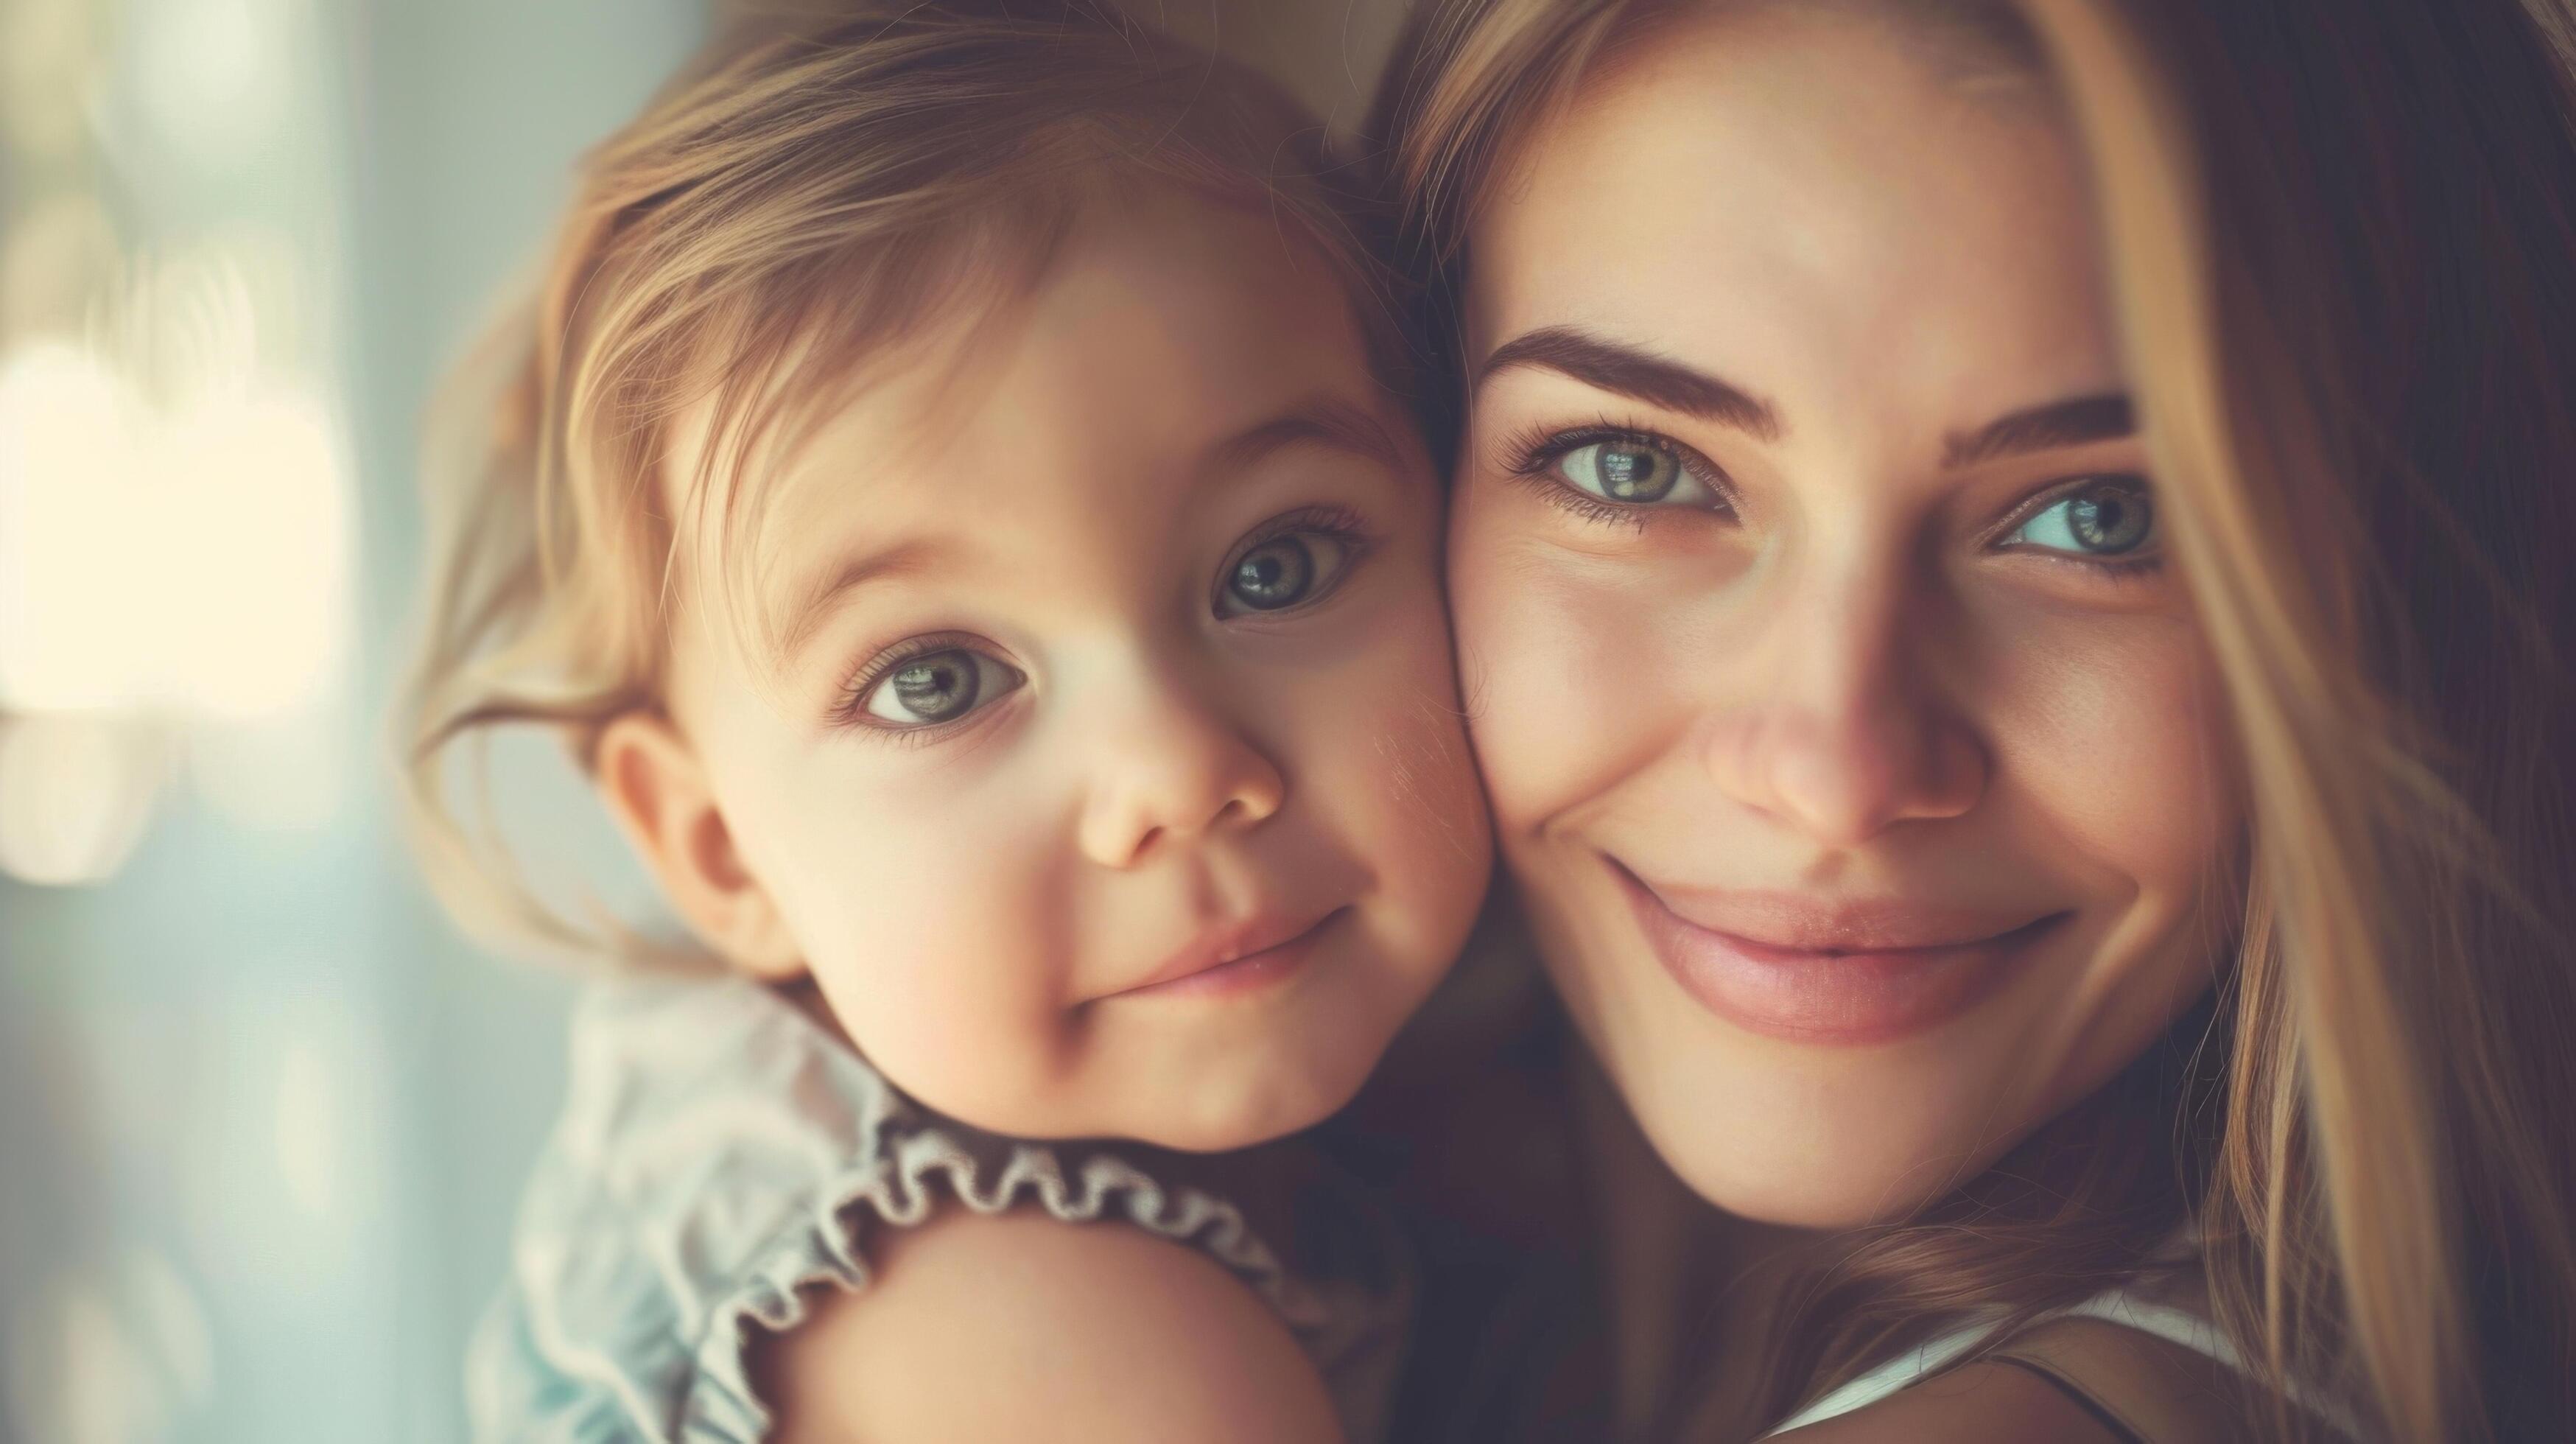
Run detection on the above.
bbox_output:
[1111,905,1347,1001]
[1609,859,2060,1045]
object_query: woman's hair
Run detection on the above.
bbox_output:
[401,0,1402,964]
[1373,0,2576,1437]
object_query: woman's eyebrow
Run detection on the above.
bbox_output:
[1475,326,1783,440]
[1942,393,2134,468]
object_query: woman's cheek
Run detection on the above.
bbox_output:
[1450,494,1678,840]
[1978,604,2236,906]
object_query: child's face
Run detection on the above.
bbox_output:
[614,186,1490,1150]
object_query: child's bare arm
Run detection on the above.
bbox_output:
[757,1208,1346,1443]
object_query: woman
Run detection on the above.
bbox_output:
[1375,0,2576,1438]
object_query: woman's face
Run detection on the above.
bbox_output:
[1453,7,2239,1227]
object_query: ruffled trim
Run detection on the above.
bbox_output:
[467,974,1400,1444]
[679,1124,1332,1440]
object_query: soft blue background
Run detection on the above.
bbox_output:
[0,3,701,1439]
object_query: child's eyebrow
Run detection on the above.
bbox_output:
[776,535,955,663]
[771,398,1406,662]
[1198,396,1406,482]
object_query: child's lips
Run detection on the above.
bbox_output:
[1109,905,1349,1000]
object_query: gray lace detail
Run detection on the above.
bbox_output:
[466,973,1404,1443]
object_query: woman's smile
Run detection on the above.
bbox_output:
[1610,856,2067,1044]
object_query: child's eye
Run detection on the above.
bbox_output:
[1215,506,1369,619]
[854,646,1023,728]
[1999,475,2158,558]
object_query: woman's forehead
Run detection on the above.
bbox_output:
[1469,6,2113,435]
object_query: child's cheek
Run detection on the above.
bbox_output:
[749,754,1089,1133]
[1305,576,1493,969]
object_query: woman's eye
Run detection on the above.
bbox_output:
[1217,528,1357,617]
[1551,438,1713,507]
[858,647,1022,727]
[2004,476,2156,557]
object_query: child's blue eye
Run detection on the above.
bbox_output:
[859,648,1022,726]
[2004,476,2155,556]
[1226,533,1336,611]
[1215,508,1367,619]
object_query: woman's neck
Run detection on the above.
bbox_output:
[1571,1051,1823,1441]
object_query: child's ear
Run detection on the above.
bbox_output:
[594,711,804,981]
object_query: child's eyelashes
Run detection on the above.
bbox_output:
[826,504,1375,737]
[1212,502,1373,619]
[835,632,1024,737]
[1495,420,1740,531]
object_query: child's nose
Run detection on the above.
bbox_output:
[1075,664,1285,869]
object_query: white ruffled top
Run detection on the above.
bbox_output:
[466,972,1413,1443]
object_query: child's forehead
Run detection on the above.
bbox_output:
[662,183,1397,570]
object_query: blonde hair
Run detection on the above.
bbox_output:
[401,1,1405,964]
[1373,0,2576,1437]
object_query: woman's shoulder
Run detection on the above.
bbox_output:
[1769,1276,2286,1444]
[1781,1314,2269,1444]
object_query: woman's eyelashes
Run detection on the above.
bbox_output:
[840,637,1024,734]
[1499,424,1736,530]
[1496,418,2164,586]
[1213,504,1371,618]
[1993,473,2163,576]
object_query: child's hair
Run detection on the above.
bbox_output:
[401,1,1407,964]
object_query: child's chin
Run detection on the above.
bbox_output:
[1136,1058,1370,1154]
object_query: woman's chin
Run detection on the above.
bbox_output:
[1568,974,2043,1232]
[1625,1084,1988,1231]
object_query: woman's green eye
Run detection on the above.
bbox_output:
[1557,439,1685,502]
[860,648,1022,726]
[2007,477,2155,556]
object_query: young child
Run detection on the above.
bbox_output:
[401,4,1493,1440]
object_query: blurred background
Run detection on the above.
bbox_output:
[0,1,1402,1439]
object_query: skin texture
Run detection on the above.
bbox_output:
[597,180,1489,1155]
[755,1208,1347,1444]
[1453,2,2239,1247]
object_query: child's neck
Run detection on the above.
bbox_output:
[772,973,1319,1255]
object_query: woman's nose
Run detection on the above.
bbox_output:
[1075,661,1286,869]
[1700,557,1987,847]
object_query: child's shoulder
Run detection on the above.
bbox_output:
[751,1203,1344,1443]
[466,971,1405,1443]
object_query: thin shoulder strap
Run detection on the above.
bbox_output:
[2060,1291,2246,1373]
[1982,1352,2152,1444]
